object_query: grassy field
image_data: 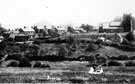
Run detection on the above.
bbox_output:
[0,61,135,83]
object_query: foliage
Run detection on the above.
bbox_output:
[0,24,7,34]
[122,14,132,32]
[66,36,76,45]
[47,29,59,36]
[95,54,108,65]
[40,64,50,68]
[80,24,94,32]
[110,55,129,60]
[125,61,135,67]
[0,41,6,51]
[57,44,68,57]
[108,60,122,66]
[129,56,135,60]
[6,60,19,67]
[67,26,75,33]
[19,57,31,67]
[125,32,135,42]
[6,54,23,61]
[85,42,99,52]
[33,26,38,33]
[32,61,42,67]
[88,55,96,64]
[27,44,40,57]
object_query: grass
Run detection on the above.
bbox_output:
[0,61,135,83]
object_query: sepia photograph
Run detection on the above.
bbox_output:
[0,0,135,83]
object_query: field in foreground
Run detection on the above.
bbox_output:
[0,61,135,83]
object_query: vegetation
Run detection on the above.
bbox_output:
[125,32,135,42]
[67,26,75,33]
[6,60,19,67]
[125,61,135,67]
[122,14,132,32]
[108,60,122,66]
[80,24,94,32]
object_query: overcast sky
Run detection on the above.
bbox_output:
[0,0,135,29]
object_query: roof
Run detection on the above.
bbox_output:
[13,31,19,34]
[109,22,122,27]
[101,22,110,29]
[74,27,86,32]
[23,27,35,32]
[37,26,44,29]
[101,22,122,29]
[37,25,52,29]
[57,27,66,31]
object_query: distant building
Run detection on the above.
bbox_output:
[74,27,86,33]
[99,22,123,33]
[9,30,20,38]
[21,27,35,39]
[56,26,67,35]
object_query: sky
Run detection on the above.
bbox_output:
[0,0,135,29]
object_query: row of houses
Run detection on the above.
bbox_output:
[0,25,87,42]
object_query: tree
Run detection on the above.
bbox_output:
[125,31,135,42]
[80,24,94,32]
[0,24,7,35]
[122,14,132,32]
[33,26,38,33]
[67,26,75,33]
[47,29,59,36]
[113,16,123,21]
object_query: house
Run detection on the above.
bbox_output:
[56,26,67,35]
[9,30,20,38]
[14,34,28,42]
[99,22,123,33]
[34,25,50,38]
[22,27,35,39]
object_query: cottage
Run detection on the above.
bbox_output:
[22,27,35,39]
[99,22,123,33]
[56,26,66,35]
[9,30,20,38]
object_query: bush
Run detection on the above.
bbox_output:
[129,56,135,60]
[117,55,128,60]
[108,60,122,66]
[85,43,99,52]
[111,55,129,60]
[40,64,50,68]
[6,60,19,67]
[125,32,135,42]
[0,41,6,50]
[88,55,96,64]
[66,36,76,44]
[125,61,135,67]
[19,57,31,67]
[95,54,108,65]
[6,54,23,61]
[32,61,42,68]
